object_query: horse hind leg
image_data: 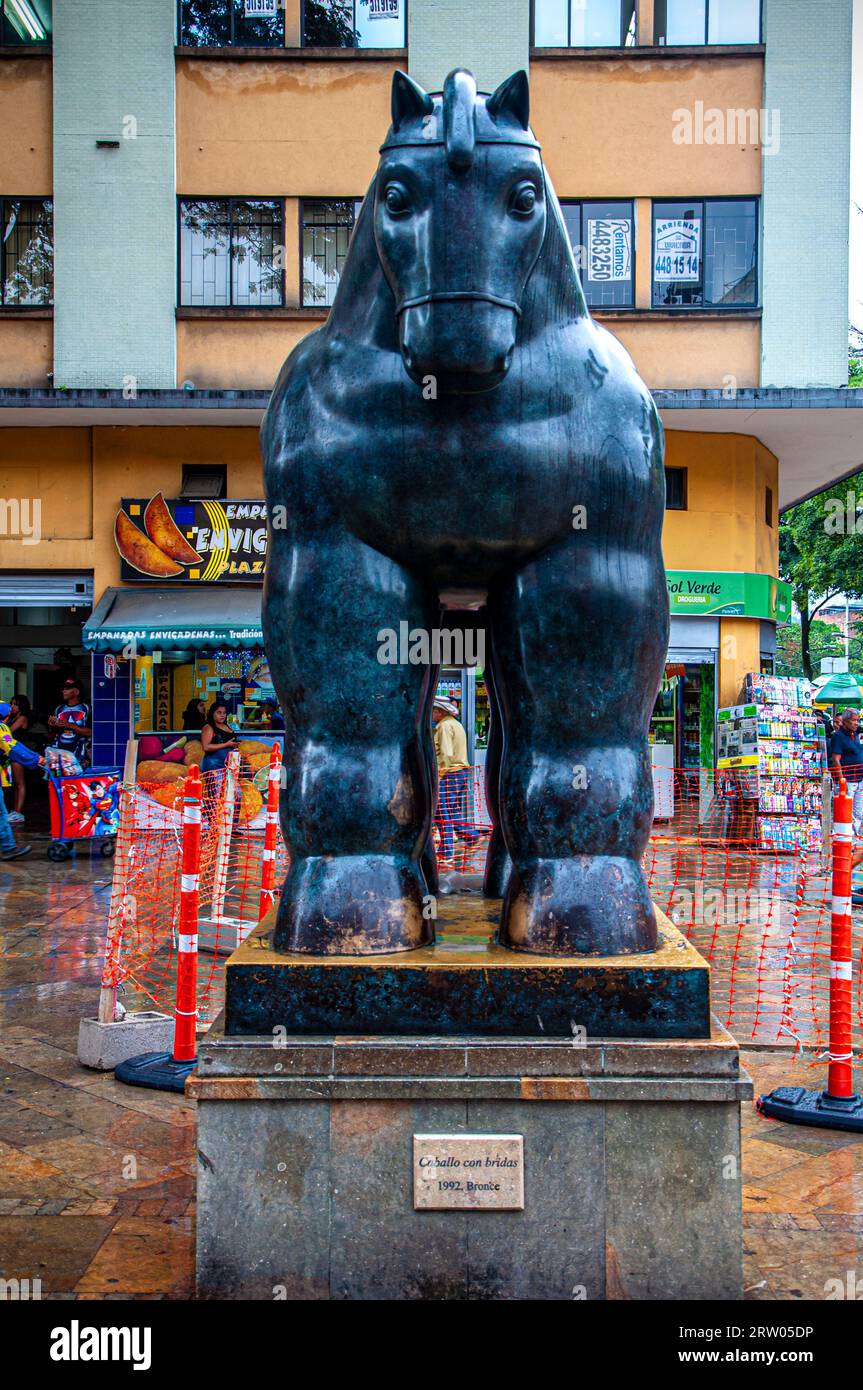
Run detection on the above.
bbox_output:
[482,620,512,899]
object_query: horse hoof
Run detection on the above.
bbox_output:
[273,854,433,955]
[498,856,658,956]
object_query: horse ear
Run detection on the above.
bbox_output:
[487,70,530,130]
[391,70,434,131]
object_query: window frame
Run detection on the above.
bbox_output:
[177,196,287,309]
[0,195,54,308]
[530,0,637,49]
[655,0,762,47]
[300,0,408,49]
[299,196,363,309]
[176,0,286,48]
[650,195,759,312]
[558,197,636,309]
[0,0,52,45]
[665,467,688,511]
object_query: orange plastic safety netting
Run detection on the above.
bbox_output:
[100,760,862,1064]
[100,749,287,1026]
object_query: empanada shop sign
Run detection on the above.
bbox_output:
[115,496,269,582]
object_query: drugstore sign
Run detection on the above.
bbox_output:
[666,571,792,622]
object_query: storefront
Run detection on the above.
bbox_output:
[650,570,792,818]
[82,585,273,764]
[82,494,276,762]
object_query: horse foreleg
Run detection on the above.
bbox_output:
[264,528,438,955]
[489,539,667,955]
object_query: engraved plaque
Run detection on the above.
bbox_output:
[413,1133,524,1210]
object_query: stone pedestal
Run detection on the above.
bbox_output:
[192,1011,751,1300]
[224,900,711,1039]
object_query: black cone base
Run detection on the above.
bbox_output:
[114,1050,196,1094]
[758,1085,863,1134]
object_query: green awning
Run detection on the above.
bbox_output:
[83,586,263,653]
[812,672,863,705]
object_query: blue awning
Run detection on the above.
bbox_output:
[83,586,263,653]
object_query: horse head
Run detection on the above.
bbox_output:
[374,67,548,395]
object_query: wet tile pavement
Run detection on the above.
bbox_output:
[0,833,861,1299]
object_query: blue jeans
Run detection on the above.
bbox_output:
[0,791,16,853]
[436,769,478,860]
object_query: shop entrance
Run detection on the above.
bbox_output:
[0,573,94,831]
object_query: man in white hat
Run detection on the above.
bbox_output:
[432,697,479,865]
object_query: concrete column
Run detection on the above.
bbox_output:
[760,0,852,387]
[637,0,656,46]
[408,0,530,93]
[52,0,177,389]
[284,0,301,47]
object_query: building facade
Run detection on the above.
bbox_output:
[0,0,860,773]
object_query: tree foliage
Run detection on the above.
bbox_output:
[779,472,863,678]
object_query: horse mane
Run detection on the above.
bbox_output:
[325,160,589,354]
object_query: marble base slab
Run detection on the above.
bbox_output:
[224,899,710,1039]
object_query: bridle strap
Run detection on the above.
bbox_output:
[396,290,522,318]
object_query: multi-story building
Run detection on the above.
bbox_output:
[0,0,860,775]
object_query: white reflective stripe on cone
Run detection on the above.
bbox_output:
[834,822,853,839]
[184,804,202,822]
[181,873,199,893]
[178,935,198,953]
[829,960,853,980]
[831,897,852,917]
[262,849,276,861]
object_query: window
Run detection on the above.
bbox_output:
[533,0,635,46]
[301,199,363,307]
[179,199,284,306]
[1,0,51,44]
[181,465,227,498]
[665,468,687,510]
[652,199,758,309]
[178,0,284,47]
[1,198,53,305]
[302,0,405,48]
[655,0,761,45]
[765,486,774,528]
[560,200,634,308]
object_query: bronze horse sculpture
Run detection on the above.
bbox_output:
[262,68,668,958]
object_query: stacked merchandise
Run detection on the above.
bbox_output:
[716,674,823,853]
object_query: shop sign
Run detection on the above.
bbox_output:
[244,0,279,16]
[116,497,268,583]
[666,571,791,623]
[654,218,701,281]
[587,218,631,282]
[367,0,400,17]
[155,666,171,731]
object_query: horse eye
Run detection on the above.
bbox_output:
[384,183,410,216]
[510,183,538,216]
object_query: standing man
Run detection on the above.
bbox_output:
[0,701,45,860]
[829,707,863,834]
[47,677,92,771]
[432,696,479,865]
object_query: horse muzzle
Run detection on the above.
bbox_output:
[397,293,520,395]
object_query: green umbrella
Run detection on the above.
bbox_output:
[812,672,863,706]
